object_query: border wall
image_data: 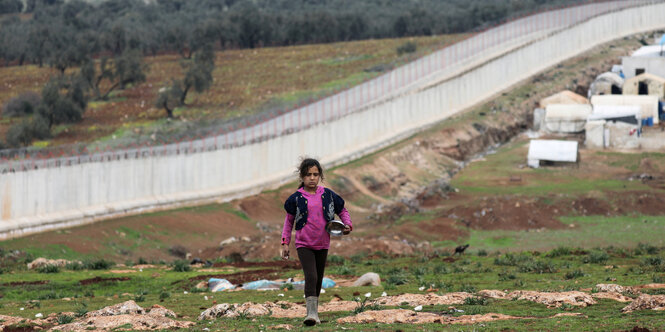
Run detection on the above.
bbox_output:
[1,1,664,238]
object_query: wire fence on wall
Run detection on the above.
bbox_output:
[0,0,657,173]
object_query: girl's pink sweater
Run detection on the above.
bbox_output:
[281,186,352,250]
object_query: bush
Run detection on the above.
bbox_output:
[56,314,74,324]
[328,255,345,264]
[2,91,42,117]
[137,257,149,265]
[494,253,533,266]
[546,246,571,258]
[172,260,191,272]
[159,291,171,300]
[84,259,113,270]
[5,115,51,148]
[459,284,476,293]
[583,251,609,264]
[66,261,85,271]
[37,264,60,274]
[396,41,417,56]
[518,260,557,274]
[565,269,585,279]
[636,243,659,255]
[385,270,409,286]
[464,297,488,305]
[477,249,488,257]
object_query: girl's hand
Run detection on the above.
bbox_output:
[281,245,290,260]
[343,225,351,235]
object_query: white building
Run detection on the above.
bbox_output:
[621,45,665,80]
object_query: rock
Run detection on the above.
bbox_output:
[595,284,637,294]
[219,237,238,247]
[27,258,74,269]
[621,294,665,313]
[268,324,294,330]
[86,300,145,317]
[353,272,381,287]
[507,291,596,308]
[336,309,441,324]
[198,303,233,320]
[147,304,177,318]
[591,292,633,303]
[478,290,508,299]
[376,292,472,306]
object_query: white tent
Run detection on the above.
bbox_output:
[588,105,641,123]
[544,104,592,133]
[527,140,578,168]
[590,95,659,124]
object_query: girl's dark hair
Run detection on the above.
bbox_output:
[298,158,324,188]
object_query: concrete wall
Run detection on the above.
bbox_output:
[1,1,664,238]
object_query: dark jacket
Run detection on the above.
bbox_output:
[284,188,345,230]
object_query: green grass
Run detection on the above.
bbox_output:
[0,245,663,331]
[465,215,665,253]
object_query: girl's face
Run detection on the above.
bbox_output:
[302,166,321,192]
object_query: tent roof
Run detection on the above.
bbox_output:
[545,104,592,120]
[625,72,665,84]
[630,45,665,58]
[539,90,589,108]
[527,140,578,163]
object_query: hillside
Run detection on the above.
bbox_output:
[1,33,662,263]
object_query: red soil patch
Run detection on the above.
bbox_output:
[444,195,566,231]
[79,276,130,286]
[395,217,467,242]
[237,195,285,224]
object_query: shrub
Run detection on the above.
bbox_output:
[386,270,409,286]
[56,314,74,324]
[172,260,191,272]
[66,262,85,271]
[37,264,60,274]
[2,91,41,117]
[459,284,476,293]
[518,260,557,274]
[75,303,89,317]
[464,297,488,305]
[636,243,659,255]
[137,257,149,265]
[498,271,516,281]
[494,253,533,266]
[328,255,345,264]
[565,269,585,279]
[84,259,113,270]
[396,41,417,56]
[330,265,355,275]
[159,291,171,300]
[583,251,609,264]
[546,246,571,258]
[5,115,51,148]
[477,249,488,256]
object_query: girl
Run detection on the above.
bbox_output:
[281,158,352,326]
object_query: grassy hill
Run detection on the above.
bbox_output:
[0,34,466,150]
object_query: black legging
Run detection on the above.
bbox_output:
[297,247,328,297]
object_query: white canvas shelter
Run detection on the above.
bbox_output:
[527,140,578,168]
[623,72,665,99]
[590,94,659,124]
[544,104,592,133]
[588,105,641,122]
[589,72,624,96]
